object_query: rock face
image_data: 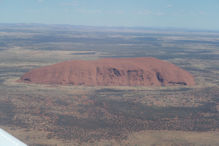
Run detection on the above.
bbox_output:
[19,57,195,86]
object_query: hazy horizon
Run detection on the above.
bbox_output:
[1,23,219,32]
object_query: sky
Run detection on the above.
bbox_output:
[0,0,219,30]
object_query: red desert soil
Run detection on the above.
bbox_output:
[19,57,195,86]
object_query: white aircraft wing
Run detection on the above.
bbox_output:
[0,128,27,146]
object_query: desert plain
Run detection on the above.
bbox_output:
[0,24,219,146]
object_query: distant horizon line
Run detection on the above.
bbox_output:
[0,22,219,32]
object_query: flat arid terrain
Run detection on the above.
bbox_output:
[0,24,219,146]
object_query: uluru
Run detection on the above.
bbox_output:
[19,57,195,86]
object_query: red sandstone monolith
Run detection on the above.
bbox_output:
[19,57,195,86]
